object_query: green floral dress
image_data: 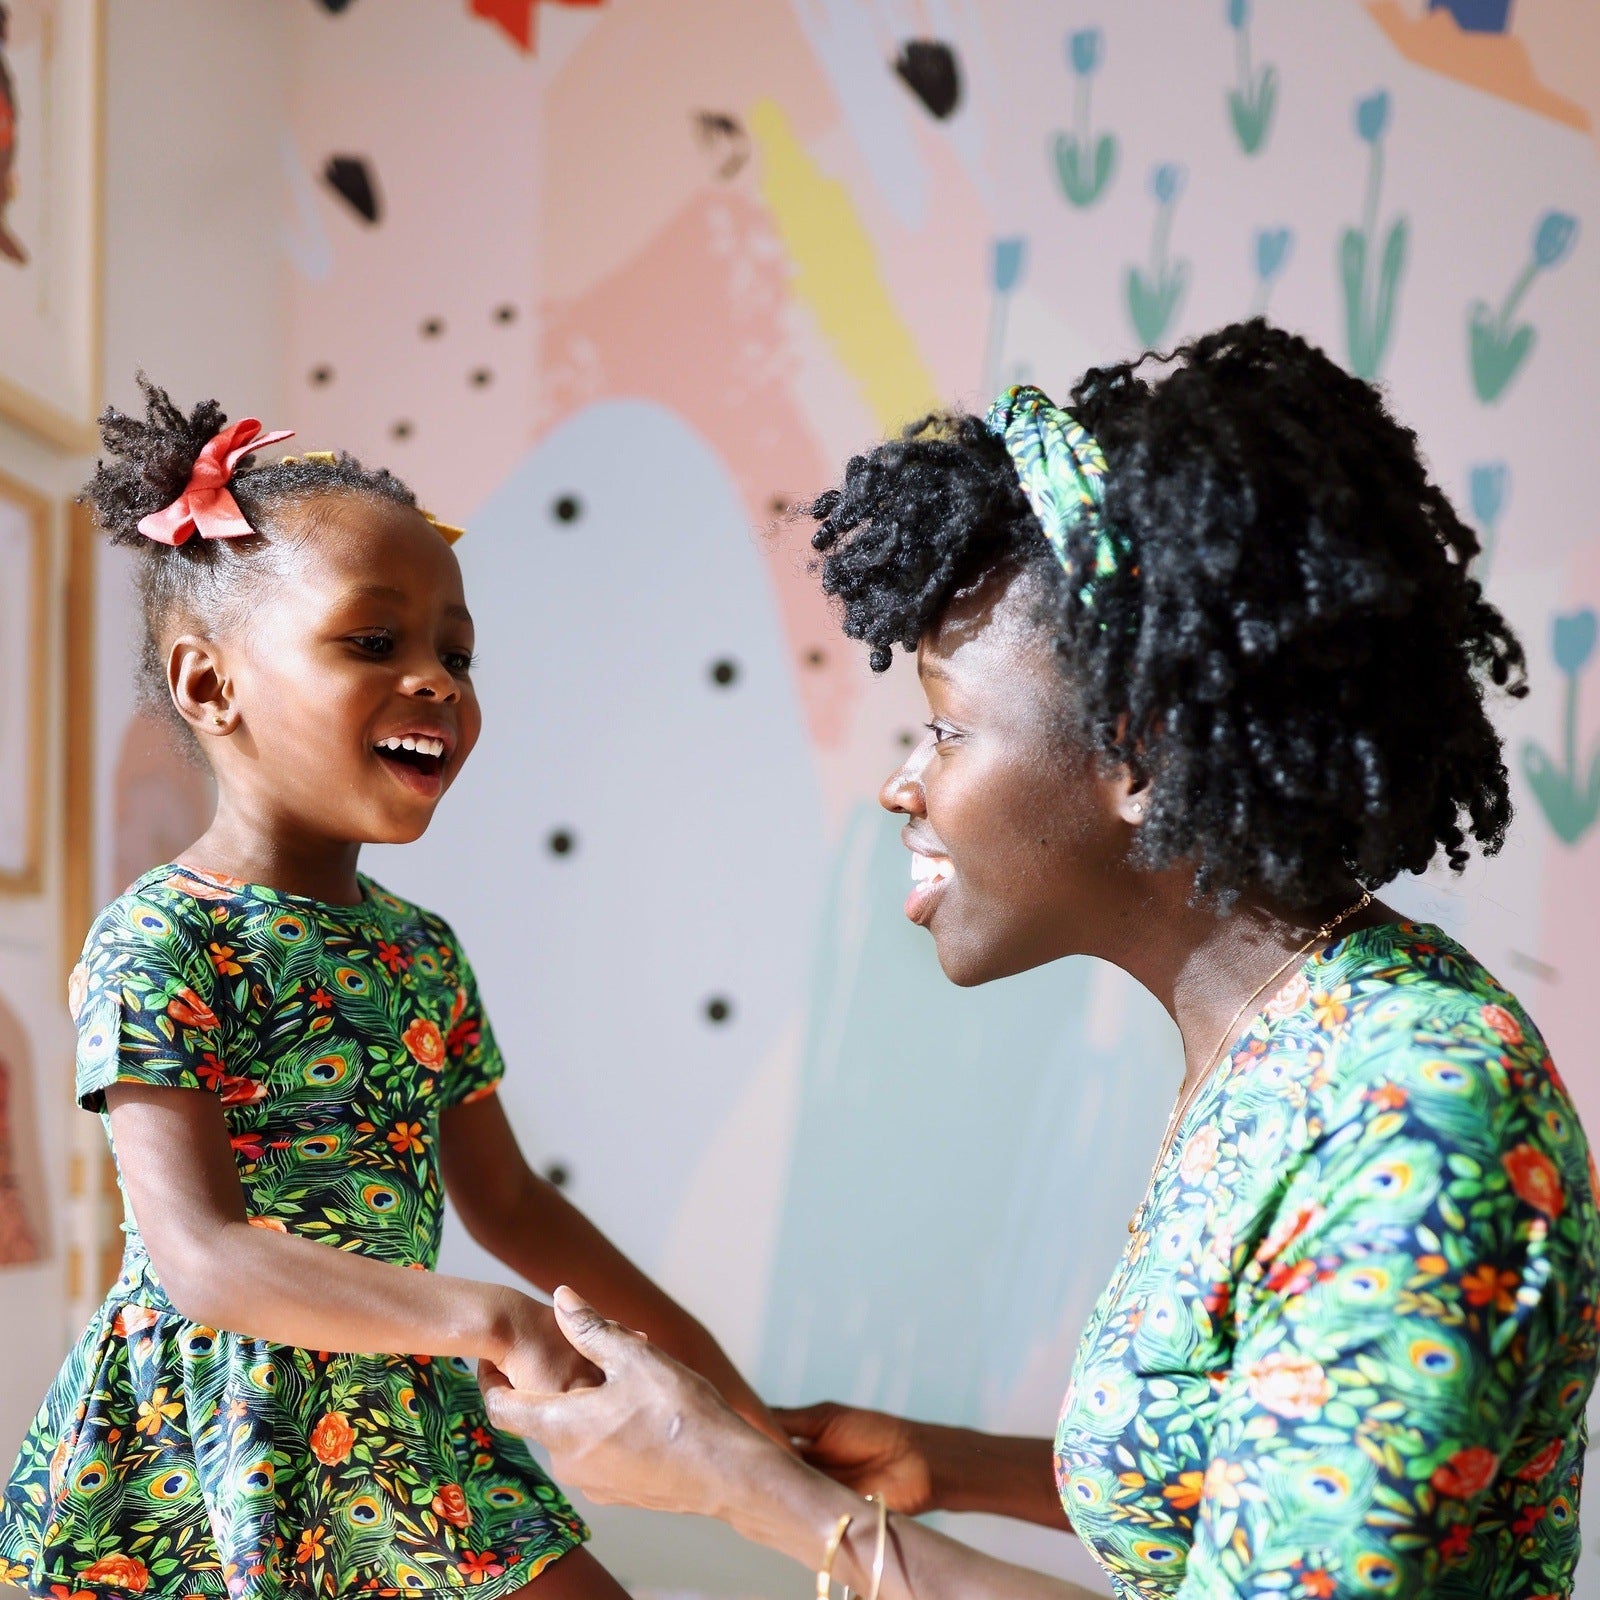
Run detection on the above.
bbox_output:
[1057,922,1600,1599]
[1,865,586,1600]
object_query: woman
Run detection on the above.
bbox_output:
[481,324,1600,1599]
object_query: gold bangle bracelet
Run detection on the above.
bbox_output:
[816,1512,854,1599]
[865,1493,889,1600]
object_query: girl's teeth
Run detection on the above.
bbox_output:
[402,737,418,751]
[911,853,953,885]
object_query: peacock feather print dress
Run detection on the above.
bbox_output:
[1056,922,1600,1599]
[1,865,586,1600]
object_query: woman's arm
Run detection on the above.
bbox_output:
[776,1402,1069,1529]
[441,1093,781,1438]
[108,1083,595,1393]
[483,1291,1102,1600]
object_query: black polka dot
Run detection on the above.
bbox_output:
[470,367,494,387]
[704,997,733,1025]
[309,365,334,386]
[547,829,575,857]
[805,649,826,667]
[421,317,445,338]
[552,495,582,524]
[710,658,739,687]
[391,420,413,440]
[899,729,915,747]
[544,1162,570,1189]
[493,303,518,324]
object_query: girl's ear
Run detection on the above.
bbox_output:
[169,635,237,738]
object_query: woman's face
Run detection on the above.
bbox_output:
[881,564,1140,986]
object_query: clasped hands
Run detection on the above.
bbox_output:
[479,1286,939,1517]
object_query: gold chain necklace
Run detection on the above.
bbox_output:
[1127,890,1372,1235]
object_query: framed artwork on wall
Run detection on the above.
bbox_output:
[0,0,101,450]
[0,469,48,894]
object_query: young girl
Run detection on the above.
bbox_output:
[0,380,778,1600]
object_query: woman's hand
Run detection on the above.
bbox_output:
[498,1294,603,1396]
[479,1287,770,1518]
[775,1402,939,1513]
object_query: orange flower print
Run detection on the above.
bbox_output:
[81,1555,150,1593]
[1504,1144,1564,1218]
[450,985,468,1025]
[1430,1446,1499,1499]
[67,963,89,1021]
[168,987,220,1031]
[1257,1201,1324,1265]
[1439,1523,1473,1563]
[1461,1264,1520,1312]
[1310,986,1350,1030]
[1201,1458,1247,1508]
[1179,1124,1221,1185]
[387,1121,426,1156]
[220,1075,268,1106]
[208,942,244,976]
[376,940,410,975]
[1366,1082,1407,1111]
[1242,1351,1332,1418]
[134,1386,182,1437]
[401,1017,445,1070]
[1162,1470,1205,1510]
[1480,1003,1523,1046]
[432,1483,473,1529]
[0,1561,29,1585]
[48,1587,94,1600]
[1264,970,1310,1021]
[1516,1439,1564,1481]
[309,986,334,1009]
[1302,1573,1336,1599]
[112,1306,159,1338]
[295,1526,327,1564]
[309,1411,354,1466]
[448,1015,482,1060]
[458,1551,504,1584]
[247,1215,289,1233]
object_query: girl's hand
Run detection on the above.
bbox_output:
[774,1401,939,1514]
[499,1295,603,1396]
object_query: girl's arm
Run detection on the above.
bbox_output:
[482,1292,1102,1600]
[108,1082,595,1394]
[774,1402,1069,1529]
[440,1093,782,1441]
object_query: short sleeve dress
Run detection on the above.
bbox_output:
[0,865,586,1600]
[1056,922,1600,1600]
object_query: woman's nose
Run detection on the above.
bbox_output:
[879,760,926,817]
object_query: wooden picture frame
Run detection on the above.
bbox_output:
[0,468,48,894]
[0,0,103,450]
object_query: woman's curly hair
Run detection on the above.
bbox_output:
[86,375,417,738]
[810,321,1527,908]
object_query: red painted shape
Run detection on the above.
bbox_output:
[468,0,605,55]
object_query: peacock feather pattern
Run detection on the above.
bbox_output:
[1056,922,1599,1599]
[0,865,586,1600]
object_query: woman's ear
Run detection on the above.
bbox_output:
[169,635,236,738]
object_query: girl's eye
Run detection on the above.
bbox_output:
[924,721,957,746]
[352,633,394,657]
[443,651,477,675]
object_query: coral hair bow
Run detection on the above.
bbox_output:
[135,418,296,546]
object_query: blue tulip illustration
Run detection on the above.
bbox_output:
[1339,90,1408,380]
[1226,0,1278,155]
[1467,461,1508,578]
[1053,27,1118,208]
[1126,164,1190,347]
[984,237,1027,397]
[1250,226,1292,316]
[1522,608,1600,845]
[1468,209,1579,404]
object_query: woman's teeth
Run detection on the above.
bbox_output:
[375,735,446,758]
[911,852,954,885]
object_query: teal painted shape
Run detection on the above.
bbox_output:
[1054,129,1117,208]
[1467,212,1579,404]
[1127,165,1189,347]
[1521,609,1600,846]
[759,801,1179,1424]
[1339,93,1408,380]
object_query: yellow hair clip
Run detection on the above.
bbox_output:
[421,509,466,546]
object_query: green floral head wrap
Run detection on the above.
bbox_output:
[983,384,1130,608]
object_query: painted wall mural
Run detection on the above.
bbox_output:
[136,0,1598,1589]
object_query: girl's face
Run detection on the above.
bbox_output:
[882,565,1140,986]
[200,495,481,848]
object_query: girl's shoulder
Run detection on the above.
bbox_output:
[357,875,468,956]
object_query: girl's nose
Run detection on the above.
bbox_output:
[405,659,459,702]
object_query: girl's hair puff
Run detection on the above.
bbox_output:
[86,374,418,741]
